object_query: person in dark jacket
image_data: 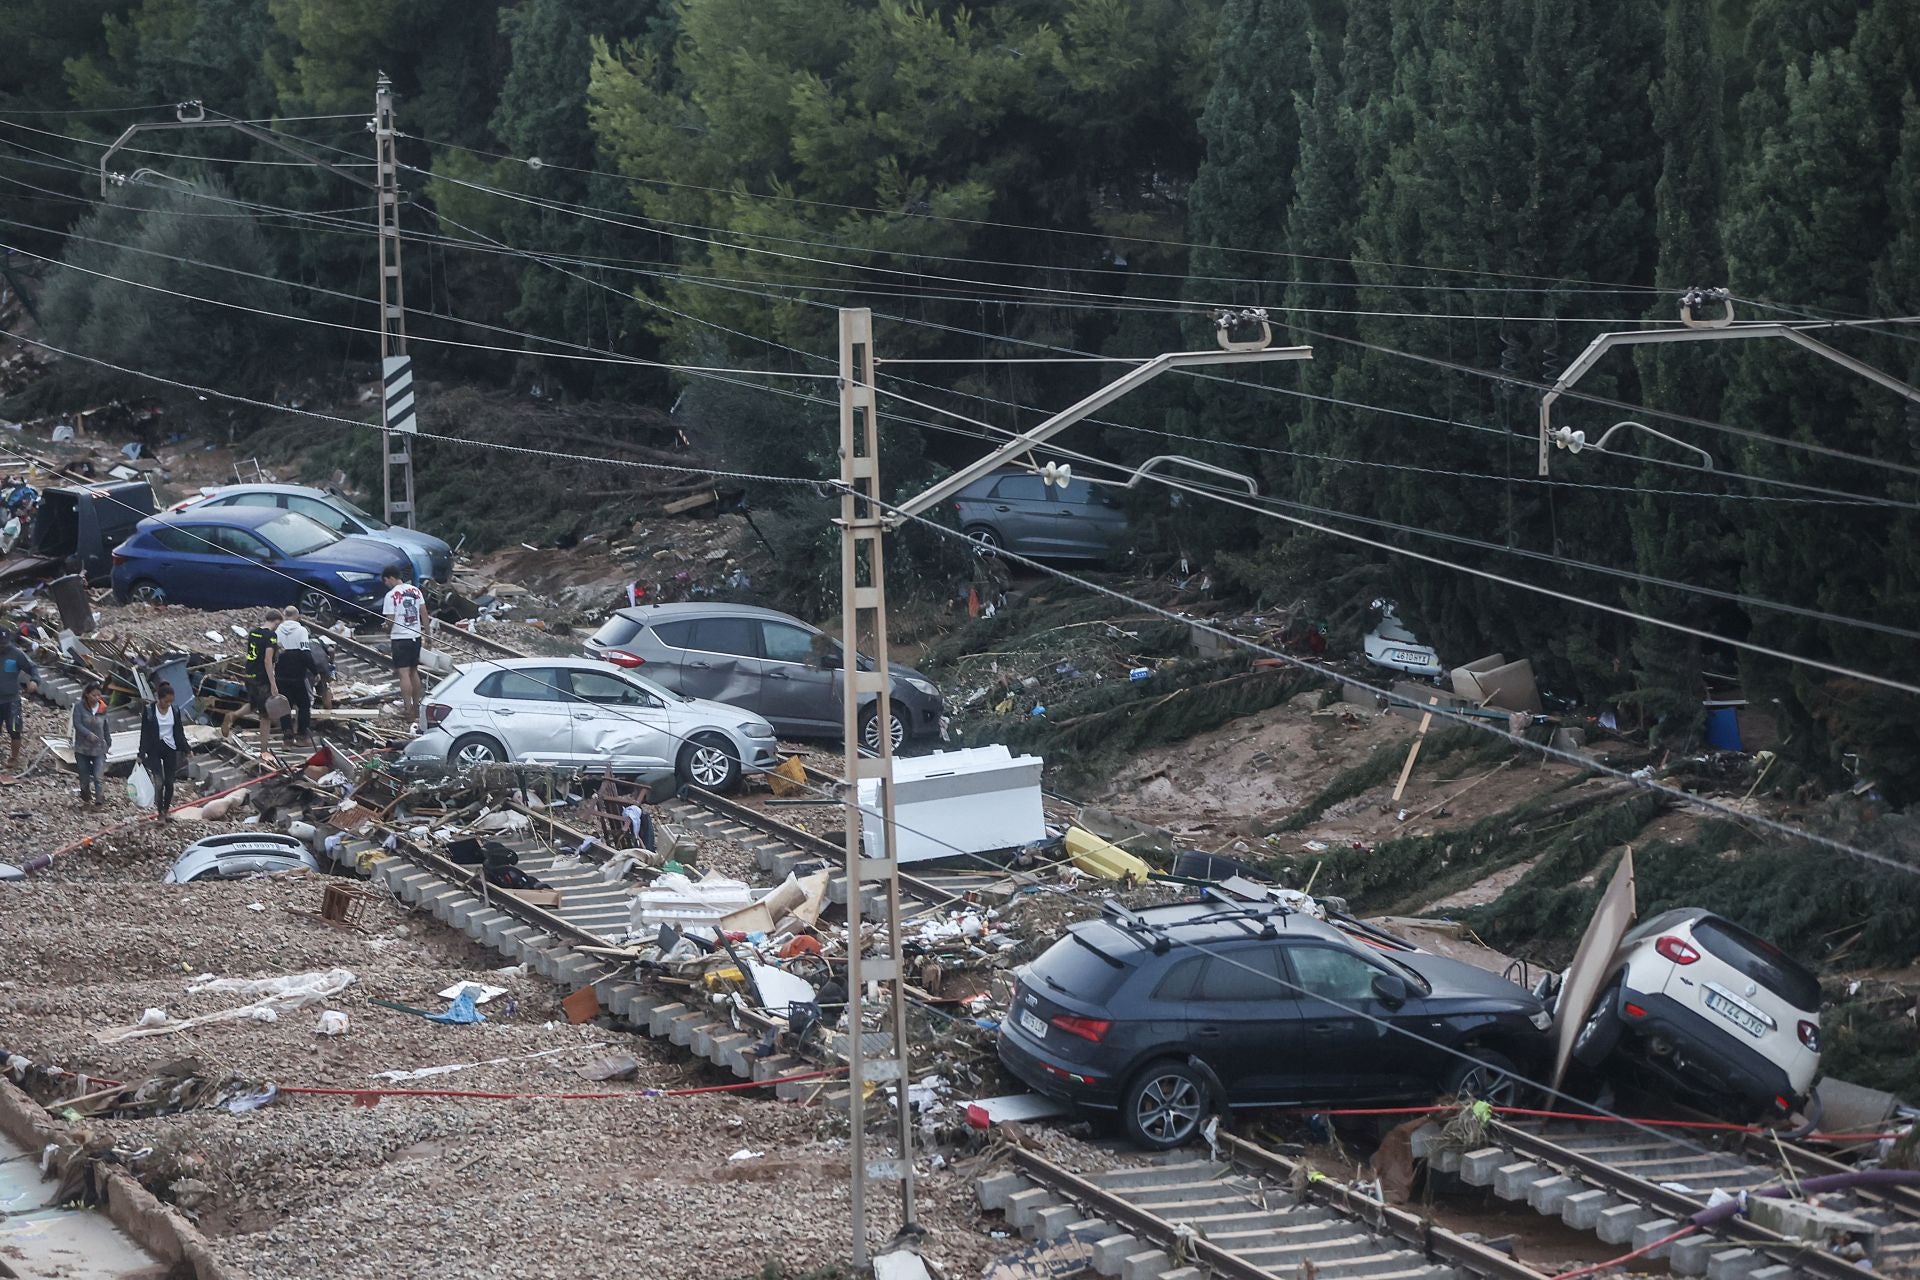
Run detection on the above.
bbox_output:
[242,609,281,757]
[138,680,191,818]
[71,680,111,805]
[0,630,39,773]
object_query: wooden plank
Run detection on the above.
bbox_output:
[1390,697,1439,803]
[661,489,717,515]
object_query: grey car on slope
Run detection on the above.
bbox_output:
[583,602,944,751]
[950,467,1128,560]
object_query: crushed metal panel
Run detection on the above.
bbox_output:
[1551,845,1635,1087]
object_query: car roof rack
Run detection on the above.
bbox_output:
[1100,892,1293,951]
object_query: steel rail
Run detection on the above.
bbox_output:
[1487,1118,1867,1280]
[1219,1133,1549,1280]
[1006,1149,1283,1280]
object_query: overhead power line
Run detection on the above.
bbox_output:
[8,321,1914,883]
[872,387,1920,662]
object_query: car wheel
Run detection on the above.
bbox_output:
[859,701,907,753]
[448,733,506,769]
[964,525,1002,557]
[1571,981,1624,1068]
[127,580,166,606]
[297,587,337,626]
[1121,1060,1210,1151]
[1444,1049,1524,1108]
[678,733,742,794]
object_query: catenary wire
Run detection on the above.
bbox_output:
[408,133,1678,294]
[861,305,1920,511]
[11,141,1910,515]
[871,386,1920,656]
[12,318,1915,880]
[0,218,838,382]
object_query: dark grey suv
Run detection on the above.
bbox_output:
[950,468,1128,559]
[583,602,944,750]
[999,898,1552,1149]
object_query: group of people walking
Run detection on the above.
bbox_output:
[4,562,430,816]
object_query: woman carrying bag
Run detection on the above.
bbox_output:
[138,681,191,819]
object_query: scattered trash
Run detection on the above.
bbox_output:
[97,969,356,1044]
[314,1010,349,1036]
[436,982,508,1006]
[727,1148,763,1162]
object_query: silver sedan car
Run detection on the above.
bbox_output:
[402,657,779,794]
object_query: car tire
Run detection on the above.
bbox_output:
[859,701,907,753]
[964,525,1002,557]
[126,580,166,606]
[448,733,507,769]
[296,587,337,626]
[1121,1060,1210,1151]
[1443,1049,1524,1108]
[678,733,742,794]
[1571,981,1624,1068]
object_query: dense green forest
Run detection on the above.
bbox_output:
[1,0,1916,798]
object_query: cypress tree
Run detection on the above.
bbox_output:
[1176,0,1315,557]
[1627,0,1732,736]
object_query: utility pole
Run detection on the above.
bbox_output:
[833,308,1305,1270]
[374,74,416,528]
[837,307,915,1269]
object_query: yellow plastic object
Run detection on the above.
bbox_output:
[768,754,808,797]
[1064,826,1151,885]
[703,966,745,990]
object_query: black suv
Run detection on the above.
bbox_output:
[999,899,1552,1148]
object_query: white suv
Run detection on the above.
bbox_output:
[401,658,779,794]
[1568,908,1822,1123]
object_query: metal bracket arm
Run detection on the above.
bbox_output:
[100,115,377,196]
[1539,323,1920,475]
[891,345,1310,521]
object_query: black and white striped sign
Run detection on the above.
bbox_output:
[382,355,416,434]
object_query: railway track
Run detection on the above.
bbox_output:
[982,1133,1547,1280]
[1414,1115,1920,1280]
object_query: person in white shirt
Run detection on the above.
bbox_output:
[138,681,191,818]
[381,564,430,722]
[273,606,314,743]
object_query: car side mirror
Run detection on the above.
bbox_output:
[1371,973,1408,1008]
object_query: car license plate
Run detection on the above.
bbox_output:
[1018,1009,1049,1039]
[1705,989,1766,1038]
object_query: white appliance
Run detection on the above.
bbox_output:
[857,744,1046,865]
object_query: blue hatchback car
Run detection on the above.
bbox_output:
[110,506,408,624]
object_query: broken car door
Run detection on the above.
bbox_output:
[562,667,674,773]
[670,615,767,710]
[756,619,838,736]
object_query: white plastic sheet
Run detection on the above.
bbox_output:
[95,969,357,1044]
